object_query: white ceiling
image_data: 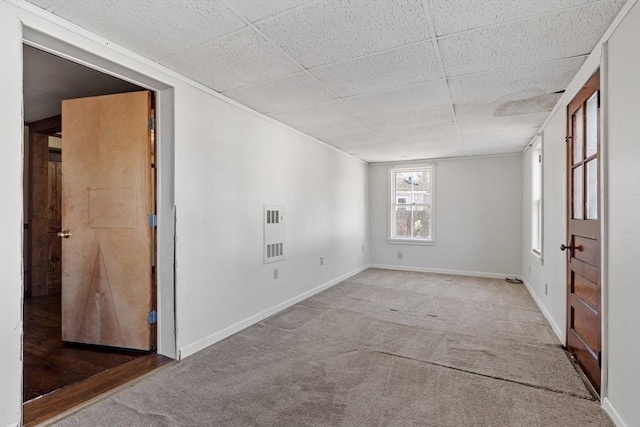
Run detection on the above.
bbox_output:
[25,0,626,162]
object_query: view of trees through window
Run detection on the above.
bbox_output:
[392,168,432,240]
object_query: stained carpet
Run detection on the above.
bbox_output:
[55,269,612,426]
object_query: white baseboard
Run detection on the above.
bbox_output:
[178,264,369,359]
[369,263,517,280]
[521,277,564,343]
[603,397,628,427]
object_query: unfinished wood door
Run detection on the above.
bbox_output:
[61,91,154,351]
[565,70,601,394]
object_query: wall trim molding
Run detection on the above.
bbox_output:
[521,277,564,343]
[178,264,369,359]
[368,263,517,280]
[603,397,627,427]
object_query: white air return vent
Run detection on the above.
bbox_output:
[264,205,284,263]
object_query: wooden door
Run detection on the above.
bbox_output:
[61,91,154,351]
[565,70,601,394]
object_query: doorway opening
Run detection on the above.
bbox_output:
[22,45,172,425]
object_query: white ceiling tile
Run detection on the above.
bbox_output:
[310,41,440,98]
[222,72,334,113]
[403,147,464,160]
[457,111,549,130]
[25,0,68,10]
[160,29,300,92]
[222,0,313,22]
[439,1,626,76]
[345,143,410,162]
[455,102,557,123]
[343,80,448,117]
[364,105,453,132]
[464,144,528,157]
[257,0,430,68]
[448,57,584,104]
[460,126,538,146]
[310,120,388,147]
[51,0,246,61]
[382,122,459,144]
[428,0,599,36]
[267,100,359,134]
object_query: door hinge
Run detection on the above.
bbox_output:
[598,351,602,369]
[149,214,157,227]
[148,117,156,130]
[148,310,157,324]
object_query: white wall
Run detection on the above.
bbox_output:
[0,2,368,425]
[521,3,639,426]
[605,3,639,425]
[369,155,522,277]
[174,87,369,355]
[521,108,568,341]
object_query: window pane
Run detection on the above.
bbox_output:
[586,160,598,219]
[395,172,411,204]
[412,206,430,239]
[394,206,412,238]
[411,171,428,204]
[573,166,583,219]
[586,92,598,157]
[573,107,583,164]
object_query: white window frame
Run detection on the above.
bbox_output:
[388,165,435,245]
[531,138,543,261]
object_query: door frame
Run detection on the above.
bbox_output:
[22,28,177,359]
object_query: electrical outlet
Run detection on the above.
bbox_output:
[545,283,548,295]
[320,256,324,265]
[397,252,403,260]
[273,268,278,280]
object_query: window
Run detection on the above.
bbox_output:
[531,140,543,256]
[390,166,433,242]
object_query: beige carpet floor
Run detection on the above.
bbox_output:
[56,269,612,426]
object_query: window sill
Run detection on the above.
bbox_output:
[387,239,436,246]
[530,250,544,265]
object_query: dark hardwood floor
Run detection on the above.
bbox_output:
[23,281,146,402]
[23,280,174,424]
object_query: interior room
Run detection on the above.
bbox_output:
[1,0,638,426]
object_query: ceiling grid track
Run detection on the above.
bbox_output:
[220,0,413,161]
[420,0,465,157]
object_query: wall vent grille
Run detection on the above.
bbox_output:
[264,205,284,263]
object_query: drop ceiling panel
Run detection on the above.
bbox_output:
[23,0,626,163]
[345,143,409,162]
[382,122,460,144]
[460,126,539,146]
[51,0,246,61]
[363,105,453,132]
[428,0,597,36]
[310,41,440,98]
[267,100,359,134]
[343,81,448,117]
[464,143,529,157]
[256,0,431,69]
[160,29,301,92]
[222,72,334,113]
[458,112,550,132]
[222,0,314,23]
[455,102,559,122]
[448,57,585,104]
[439,1,626,77]
[310,120,388,147]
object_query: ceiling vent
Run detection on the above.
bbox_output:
[264,205,284,264]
